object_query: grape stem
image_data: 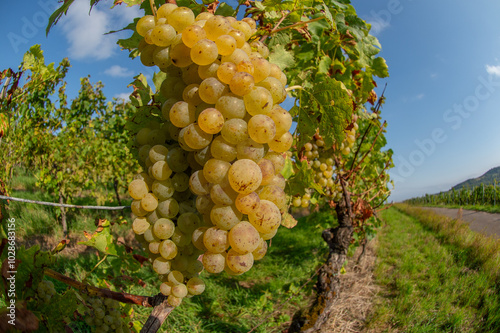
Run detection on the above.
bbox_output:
[89,254,108,274]
[272,16,326,34]
[44,268,167,307]
[149,0,157,16]
[259,10,291,42]
[285,85,303,92]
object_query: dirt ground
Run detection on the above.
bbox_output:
[419,207,500,239]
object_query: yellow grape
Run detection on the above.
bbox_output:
[268,131,293,153]
[128,179,149,200]
[215,35,237,56]
[190,39,219,66]
[198,108,224,134]
[202,158,231,184]
[182,25,207,47]
[210,204,242,230]
[225,249,254,274]
[243,86,273,116]
[248,200,281,234]
[151,24,176,47]
[169,7,195,33]
[203,227,229,253]
[157,3,178,20]
[247,114,276,144]
[234,192,260,215]
[202,251,226,273]
[228,159,262,194]
[228,221,260,254]
[183,123,213,150]
[136,15,155,37]
[204,15,232,41]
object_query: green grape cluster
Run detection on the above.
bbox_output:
[36,280,56,304]
[339,116,358,156]
[128,4,294,307]
[293,116,359,207]
[82,296,130,333]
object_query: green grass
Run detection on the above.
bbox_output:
[415,203,500,214]
[367,207,500,332]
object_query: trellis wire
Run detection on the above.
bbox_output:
[0,195,130,210]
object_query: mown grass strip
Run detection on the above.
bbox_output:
[367,207,500,332]
[397,204,500,278]
[413,203,500,215]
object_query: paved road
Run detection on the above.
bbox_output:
[419,207,500,239]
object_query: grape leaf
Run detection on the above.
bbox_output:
[268,44,295,70]
[318,55,332,74]
[281,156,295,179]
[216,2,236,16]
[78,220,119,256]
[299,77,352,148]
[371,57,389,78]
[46,0,76,35]
[321,3,335,28]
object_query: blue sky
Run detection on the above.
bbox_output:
[353,0,500,201]
[1,0,500,202]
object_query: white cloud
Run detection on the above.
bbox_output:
[104,65,134,77]
[114,92,131,101]
[485,65,500,77]
[59,0,141,60]
[367,18,390,35]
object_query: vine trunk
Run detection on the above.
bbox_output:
[292,197,353,332]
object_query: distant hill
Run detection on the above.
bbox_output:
[452,166,500,190]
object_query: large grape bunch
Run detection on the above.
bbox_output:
[292,116,359,208]
[128,4,293,307]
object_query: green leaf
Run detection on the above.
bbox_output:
[22,45,44,70]
[287,160,324,196]
[318,55,332,74]
[215,2,236,16]
[268,31,292,49]
[78,221,119,256]
[46,0,76,36]
[254,1,266,11]
[281,156,295,179]
[315,79,352,147]
[299,77,352,148]
[308,19,329,40]
[114,0,142,6]
[152,71,166,93]
[321,3,335,28]
[371,57,389,78]
[268,44,295,70]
